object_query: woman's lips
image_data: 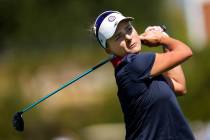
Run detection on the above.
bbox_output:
[128,43,136,49]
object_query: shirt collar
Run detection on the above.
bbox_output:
[111,56,123,68]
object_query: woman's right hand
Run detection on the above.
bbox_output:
[139,26,169,47]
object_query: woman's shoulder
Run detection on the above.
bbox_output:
[124,52,155,63]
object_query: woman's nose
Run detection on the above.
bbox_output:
[125,34,132,40]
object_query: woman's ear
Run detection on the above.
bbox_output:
[105,42,112,54]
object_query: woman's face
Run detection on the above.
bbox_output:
[106,21,141,57]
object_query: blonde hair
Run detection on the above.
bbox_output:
[89,23,96,38]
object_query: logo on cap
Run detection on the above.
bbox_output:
[108,16,116,22]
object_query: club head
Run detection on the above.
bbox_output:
[12,112,24,132]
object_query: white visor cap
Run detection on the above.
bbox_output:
[95,11,134,48]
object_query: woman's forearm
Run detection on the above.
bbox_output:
[162,46,187,95]
[163,65,187,95]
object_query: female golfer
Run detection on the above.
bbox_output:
[93,10,195,140]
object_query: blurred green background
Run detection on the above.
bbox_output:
[0,0,210,140]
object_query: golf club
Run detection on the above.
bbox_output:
[12,25,167,132]
[12,55,114,132]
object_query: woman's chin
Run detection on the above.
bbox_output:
[129,48,140,54]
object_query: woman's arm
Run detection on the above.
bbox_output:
[163,66,187,96]
[140,30,193,95]
[162,47,187,96]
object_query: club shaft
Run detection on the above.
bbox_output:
[21,56,114,113]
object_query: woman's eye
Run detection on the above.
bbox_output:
[115,35,122,41]
[127,27,132,33]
